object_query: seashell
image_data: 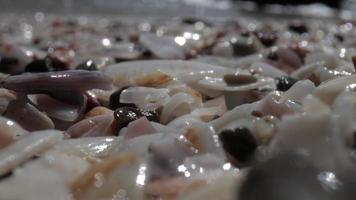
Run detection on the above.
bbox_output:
[190,106,225,122]
[178,171,243,200]
[30,94,85,122]
[0,161,72,200]
[291,62,323,80]
[65,114,115,138]
[149,134,197,164]
[276,47,302,69]
[235,53,264,69]
[257,93,301,119]
[39,150,91,184]
[313,74,356,105]
[134,70,173,87]
[167,82,203,107]
[239,150,356,200]
[279,80,315,104]
[197,76,275,92]
[160,92,196,124]
[88,89,113,107]
[150,121,181,134]
[249,62,287,78]
[302,94,330,114]
[145,177,206,200]
[104,60,232,88]
[71,153,143,200]
[211,103,257,132]
[183,121,225,158]
[332,91,356,147]
[124,117,157,140]
[84,106,113,119]
[1,70,112,94]
[268,113,340,167]
[0,88,16,114]
[0,129,63,176]
[0,116,27,149]
[224,90,264,110]
[4,97,55,131]
[193,55,237,69]
[119,86,170,111]
[305,46,339,69]
[116,133,164,157]
[54,136,121,159]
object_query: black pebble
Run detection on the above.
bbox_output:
[334,34,344,43]
[219,127,257,162]
[275,76,298,91]
[255,32,278,47]
[114,107,141,130]
[24,59,51,72]
[230,38,257,56]
[75,59,98,71]
[25,56,68,73]
[113,107,159,131]
[140,109,159,122]
[0,56,19,73]
[288,21,308,34]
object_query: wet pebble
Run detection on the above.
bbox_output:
[219,127,257,162]
[114,107,159,131]
[275,76,298,91]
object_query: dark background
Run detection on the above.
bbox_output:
[239,0,342,9]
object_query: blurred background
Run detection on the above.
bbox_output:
[0,0,355,19]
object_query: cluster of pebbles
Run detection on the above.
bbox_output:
[0,14,356,200]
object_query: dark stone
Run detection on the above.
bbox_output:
[75,60,98,71]
[0,55,19,73]
[288,20,308,34]
[24,56,68,73]
[255,32,278,47]
[219,127,257,162]
[275,76,298,92]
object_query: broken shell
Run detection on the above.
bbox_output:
[30,94,84,122]
[249,62,287,78]
[4,97,55,131]
[71,153,143,200]
[0,130,63,176]
[0,116,27,149]
[178,171,243,200]
[84,106,113,119]
[313,74,356,105]
[65,114,115,138]
[198,76,274,92]
[0,161,72,200]
[54,136,121,158]
[0,88,16,114]
[104,60,232,88]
